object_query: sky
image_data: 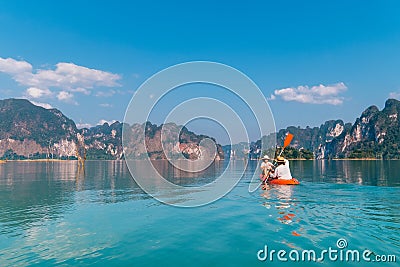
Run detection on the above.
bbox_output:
[0,0,400,144]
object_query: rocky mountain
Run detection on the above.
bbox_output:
[2,98,399,160]
[127,122,225,160]
[80,121,124,160]
[0,98,224,160]
[323,99,400,159]
[252,99,400,159]
[0,99,78,159]
[82,121,224,160]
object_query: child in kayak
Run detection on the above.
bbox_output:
[260,155,274,180]
[271,156,292,180]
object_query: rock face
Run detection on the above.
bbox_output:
[0,99,78,159]
[81,121,124,160]
[122,122,224,160]
[323,99,400,159]
[254,99,400,159]
[2,98,398,160]
[0,98,224,160]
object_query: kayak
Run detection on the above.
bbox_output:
[268,178,300,185]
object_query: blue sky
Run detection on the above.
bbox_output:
[1,1,400,143]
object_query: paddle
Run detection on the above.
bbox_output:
[260,133,294,185]
[278,133,294,158]
[248,132,294,193]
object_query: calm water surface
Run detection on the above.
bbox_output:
[0,160,399,266]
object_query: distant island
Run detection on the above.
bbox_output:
[225,99,400,160]
[0,98,399,160]
[0,98,224,161]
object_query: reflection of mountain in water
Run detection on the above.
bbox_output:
[290,160,400,186]
[0,159,234,234]
[125,159,230,189]
[0,162,77,234]
[0,161,149,235]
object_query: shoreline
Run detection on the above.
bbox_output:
[0,159,128,163]
[1,158,400,163]
[0,159,76,162]
[243,158,400,161]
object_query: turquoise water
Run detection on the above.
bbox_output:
[0,160,399,266]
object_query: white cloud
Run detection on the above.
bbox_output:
[14,62,121,90]
[389,91,400,99]
[76,123,92,129]
[26,87,52,98]
[99,103,113,108]
[0,57,32,74]
[57,91,77,105]
[98,119,117,125]
[30,101,53,109]
[0,57,122,104]
[272,82,347,105]
[57,91,73,101]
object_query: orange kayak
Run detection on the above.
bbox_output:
[268,178,300,185]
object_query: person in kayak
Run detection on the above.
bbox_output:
[260,155,274,179]
[271,156,292,180]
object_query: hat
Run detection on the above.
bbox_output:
[261,155,270,160]
[276,156,285,163]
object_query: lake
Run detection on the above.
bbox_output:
[0,160,399,266]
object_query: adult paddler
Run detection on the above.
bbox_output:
[270,156,292,180]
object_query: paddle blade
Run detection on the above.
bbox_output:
[283,133,294,148]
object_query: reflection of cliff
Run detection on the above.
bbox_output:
[125,159,228,200]
[0,161,154,234]
[288,160,398,186]
[80,161,151,202]
[0,162,77,234]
